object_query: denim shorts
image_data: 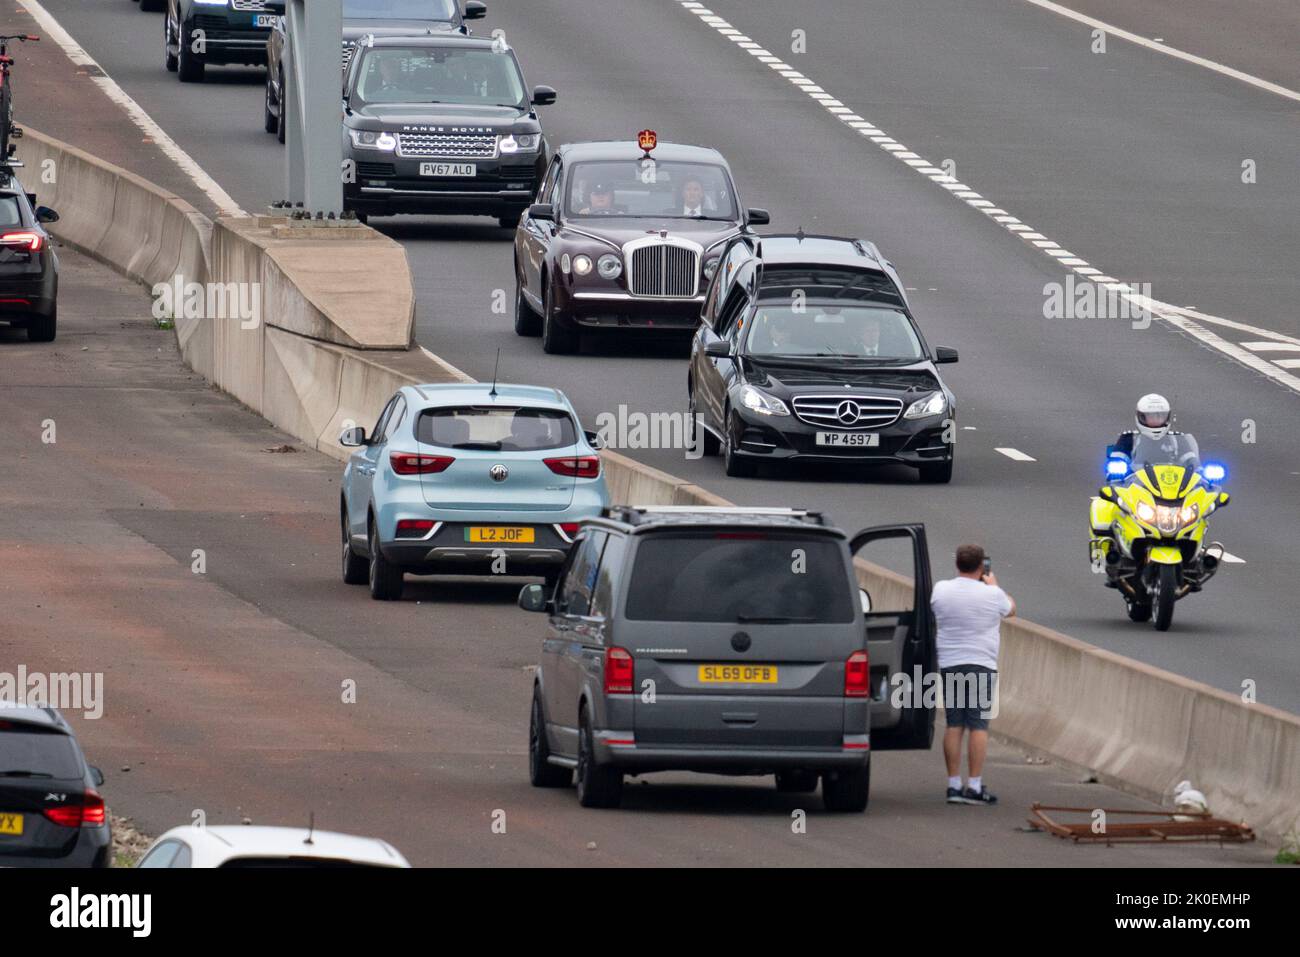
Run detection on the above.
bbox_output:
[941,665,998,730]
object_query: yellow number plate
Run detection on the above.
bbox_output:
[698,664,779,684]
[465,526,535,544]
[0,813,23,836]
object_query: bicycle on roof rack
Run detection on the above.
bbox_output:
[0,33,39,168]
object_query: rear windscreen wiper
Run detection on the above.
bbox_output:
[0,769,54,778]
[735,615,817,624]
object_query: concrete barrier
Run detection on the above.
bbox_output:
[24,125,1299,840]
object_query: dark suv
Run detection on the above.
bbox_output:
[0,706,111,868]
[165,0,278,83]
[263,0,487,142]
[342,34,553,227]
[520,507,936,811]
[0,176,60,342]
[689,234,959,482]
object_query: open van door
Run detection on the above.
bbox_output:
[848,523,936,750]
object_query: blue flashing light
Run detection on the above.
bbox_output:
[1106,458,1129,478]
[1202,462,1226,483]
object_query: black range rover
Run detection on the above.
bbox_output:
[342,35,555,227]
[688,234,960,483]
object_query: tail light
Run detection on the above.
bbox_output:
[556,522,582,540]
[604,646,634,694]
[544,455,600,478]
[390,452,453,475]
[44,790,106,828]
[0,230,43,252]
[395,519,435,538]
[844,650,870,698]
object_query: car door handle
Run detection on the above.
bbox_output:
[721,712,758,726]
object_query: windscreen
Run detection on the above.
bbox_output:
[0,726,83,779]
[745,303,923,360]
[565,161,738,219]
[344,0,457,19]
[354,47,526,107]
[625,534,855,622]
[417,406,577,451]
[1130,433,1200,470]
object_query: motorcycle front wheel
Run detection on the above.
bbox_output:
[1153,563,1178,631]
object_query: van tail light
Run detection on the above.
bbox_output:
[844,650,870,698]
[390,452,454,475]
[0,230,43,252]
[604,646,634,694]
[544,455,600,478]
[44,790,106,828]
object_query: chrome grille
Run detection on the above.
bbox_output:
[791,395,903,430]
[342,44,355,70]
[397,132,498,158]
[628,243,699,298]
[231,0,270,11]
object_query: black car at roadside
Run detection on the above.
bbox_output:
[341,34,553,227]
[688,234,959,482]
[0,706,111,868]
[513,135,769,354]
[263,0,486,142]
[165,0,278,83]
[0,176,59,342]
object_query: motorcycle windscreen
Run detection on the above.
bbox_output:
[415,405,578,511]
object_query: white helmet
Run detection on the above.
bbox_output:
[1135,393,1172,439]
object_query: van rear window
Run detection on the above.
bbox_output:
[625,534,854,622]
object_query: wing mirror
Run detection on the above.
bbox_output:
[518,583,550,613]
[531,85,557,106]
[339,426,367,447]
[934,346,958,364]
[745,207,770,227]
[464,0,487,19]
[704,339,732,358]
[527,202,555,222]
[859,588,872,614]
[584,429,605,451]
[90,766,105,787]
[35,205,59,224]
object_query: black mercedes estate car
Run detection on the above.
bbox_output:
[688,234,959,482]
[0,176,59,342]
[341,34,554,227]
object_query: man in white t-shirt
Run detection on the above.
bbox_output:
[930,543,1016,806]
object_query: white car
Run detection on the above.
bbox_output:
[135,825,410,868]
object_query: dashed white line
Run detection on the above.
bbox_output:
[672,0,1300,397]
[22,0,244,217]
[995,448,1037,462]
[1240,341,1300,352]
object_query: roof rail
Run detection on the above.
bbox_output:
[602,505,828,526]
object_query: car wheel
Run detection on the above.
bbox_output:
[1152,563,1177,631]
[163,15,178,72]
[25,305,56,343]
[1125,596,1152,622]
[341,503,367,585]
[529,690,573,788]
[513,281,541,337]
[575,707,622,808]
[541,280,578,355]
[688,384,720,456]
[822,760,870,812]
[497,211,521,229]
[177,24,205,83]
[367,518,404,601]
[918,457,954,484]
[275,71,286,143]
[263,77,278,134]
[723,410,755,478]
[775,771,819,794]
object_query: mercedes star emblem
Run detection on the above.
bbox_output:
[836,400,861,425]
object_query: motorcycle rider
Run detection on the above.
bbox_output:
[1111,393,1199,471]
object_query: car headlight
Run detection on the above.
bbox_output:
[572,255,593,276]
[499,133,541,153]
[350,130,397,151]
[1135,501,1158,525]
[702,258,720,280]
[596,254,622,279]
[903,392,947,419]
[740,385,790,417]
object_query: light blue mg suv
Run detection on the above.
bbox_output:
[340,382,610,600]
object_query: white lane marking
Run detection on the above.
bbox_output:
[1273,359,1300,370]
[672,0,1300,396]
[22,0,244,217]
[1020,0,1300,104]
[995,448,1037,462]
[1240,341,1300,352]
[1219,551,1247,564]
